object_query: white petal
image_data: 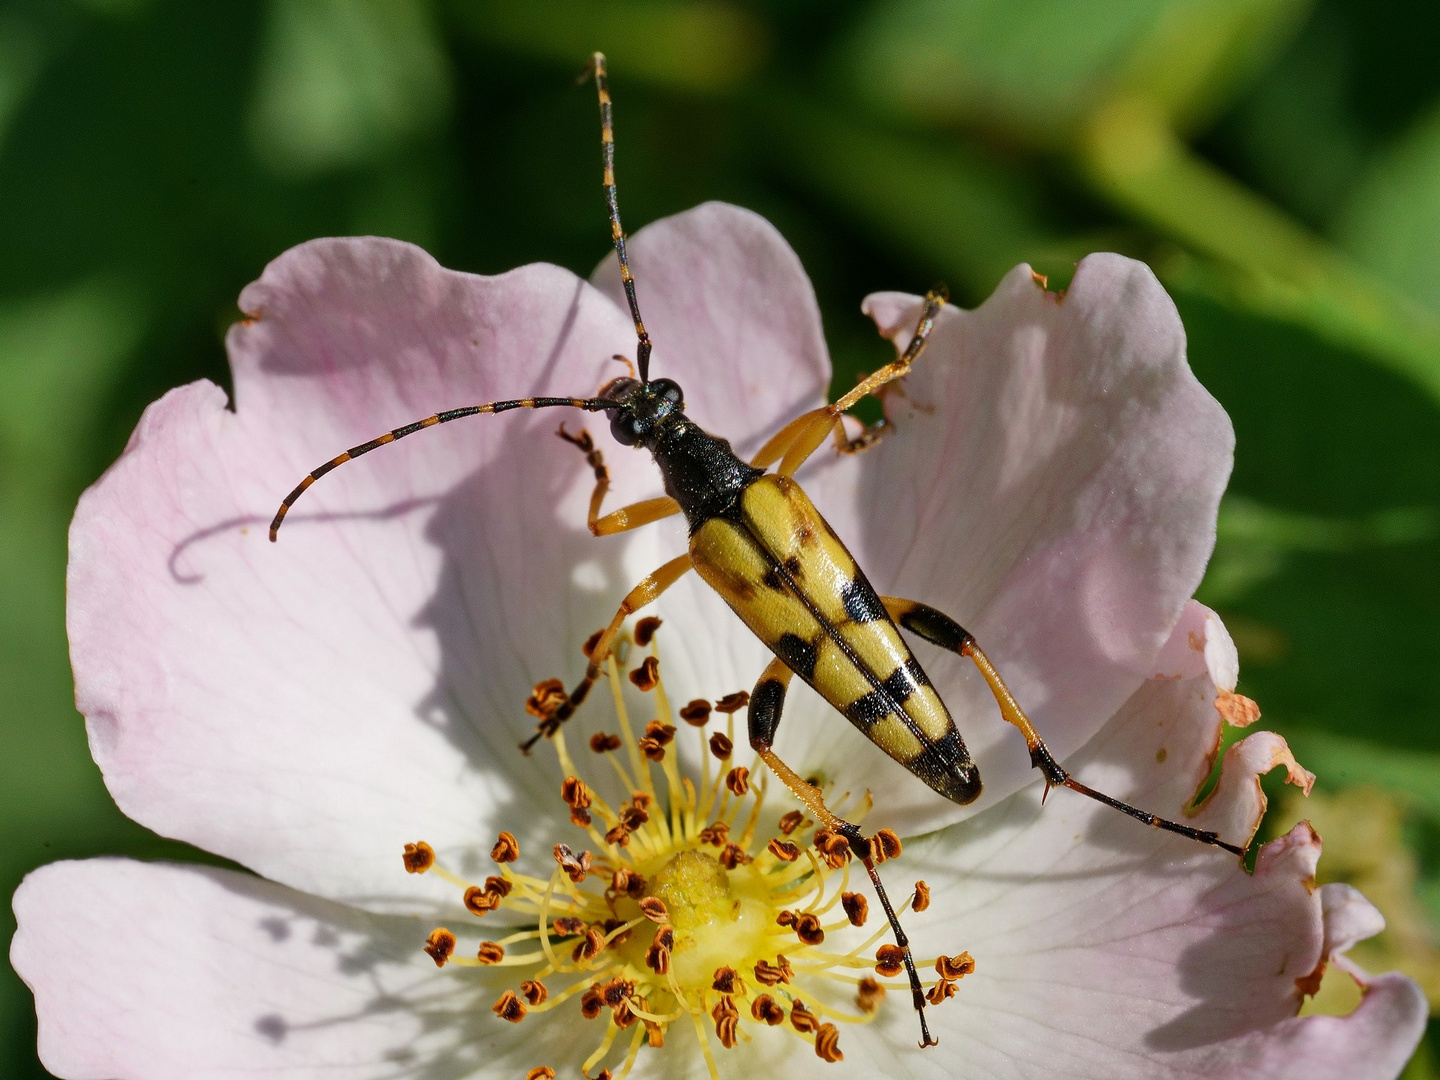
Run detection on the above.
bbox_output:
[11,859,559,1080]
[68,238,643,912]
[787,255,1234,833]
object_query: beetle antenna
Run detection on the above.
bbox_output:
[269,395,620,541]
[589,52,652,384]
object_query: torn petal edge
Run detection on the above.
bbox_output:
[1189,729,1317,851]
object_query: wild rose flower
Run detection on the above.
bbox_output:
[12,203,1426,1079]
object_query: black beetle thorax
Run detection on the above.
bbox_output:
[647,412,764,532]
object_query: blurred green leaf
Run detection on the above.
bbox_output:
[448,0,769,93]
[248,0,452,176]
[1285,732,1440,821]
[1339,100,1440,315]
[1113,0,1311,133]
[1082,102,1440,405]
[1202,496,1439,607]
[0,276,147,479]
[760,93,1100,300]
[838,0,1172,140]
[0,12,48,153]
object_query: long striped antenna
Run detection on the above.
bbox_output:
[591,52,652,383]
[269,396,619,541]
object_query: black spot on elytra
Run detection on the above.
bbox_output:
[844,690,892,727]
[762,566,785,591]
[773,632,818,681]
[840,576,887,623]
[907,730,981,805]
[783,555,802,578]
[880,664,919,704]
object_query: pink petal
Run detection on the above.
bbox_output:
[590,201,832,454]
[883,614,1422,1077]
[68,209,841,913]
[68,237,656,911]
[11,859,547,1080]
[782,255,1234,833]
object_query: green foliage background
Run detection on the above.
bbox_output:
[2,0,1438,1075]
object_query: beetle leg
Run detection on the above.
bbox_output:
[557,425,680,535]
[748,657,938,1049]
[522,553,692,750]
[751,290,946,477]
[882,596,1247,858]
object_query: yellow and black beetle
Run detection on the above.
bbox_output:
[270,53,1244,1048]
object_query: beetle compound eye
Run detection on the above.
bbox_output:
[610,412,646,446]
[652,378,684,407]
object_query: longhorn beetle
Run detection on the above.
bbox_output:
[270,53,1246,1048]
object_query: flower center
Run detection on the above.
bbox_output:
[401,621,973,1080]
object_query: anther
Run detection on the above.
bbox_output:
[526,1068,555,1080]
[643,720,675,745]
[775,910,797,927]
[679,699,712,726]
[754,956,794,985]
[719,843,751,869]
[491,832,520,863]
[633,616,662,646]
[778,810,804,835]
[789,1000,818,1034]
[525,678,568,720]
[793,912,825,945]
[521,980,549,1006]
[712,966,744,994]
[580,986,604,1019]
[708,732,733,759]
[698,821,729,847]
[590,732,623,753]
[841,891,869,927]
[476,941,505,964]
[646,926,674,973]
[493,990,527,1023]
[875,944,905,977]
[768,838,800,862]
[936,952,975,980]
[725,766,750,795]
[464,886,501,915]
[402,841,435,873]
[637,737,665,762]
[751,994,785,1025]
[913,879,931,912]
[612,867,646,898]
[630,656,660,691]
[601,977,634,1009]
[872,828,902,862]
[813,830,851,869]
[572,928,606,963]
[581,630,604,658]
[604,822,632,846]
[484,875,512,898]
[926,978,958,1005]
[554,916,587,936]
[553,843,591,882]
[638,896,669,922]
[815,1023,844,1062]
[561,776,592,809]
[714,691,750,713]
[423,928,456,966]
[855,977,885,1014]
[619,803,650,829]
[712,996,740,1048]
